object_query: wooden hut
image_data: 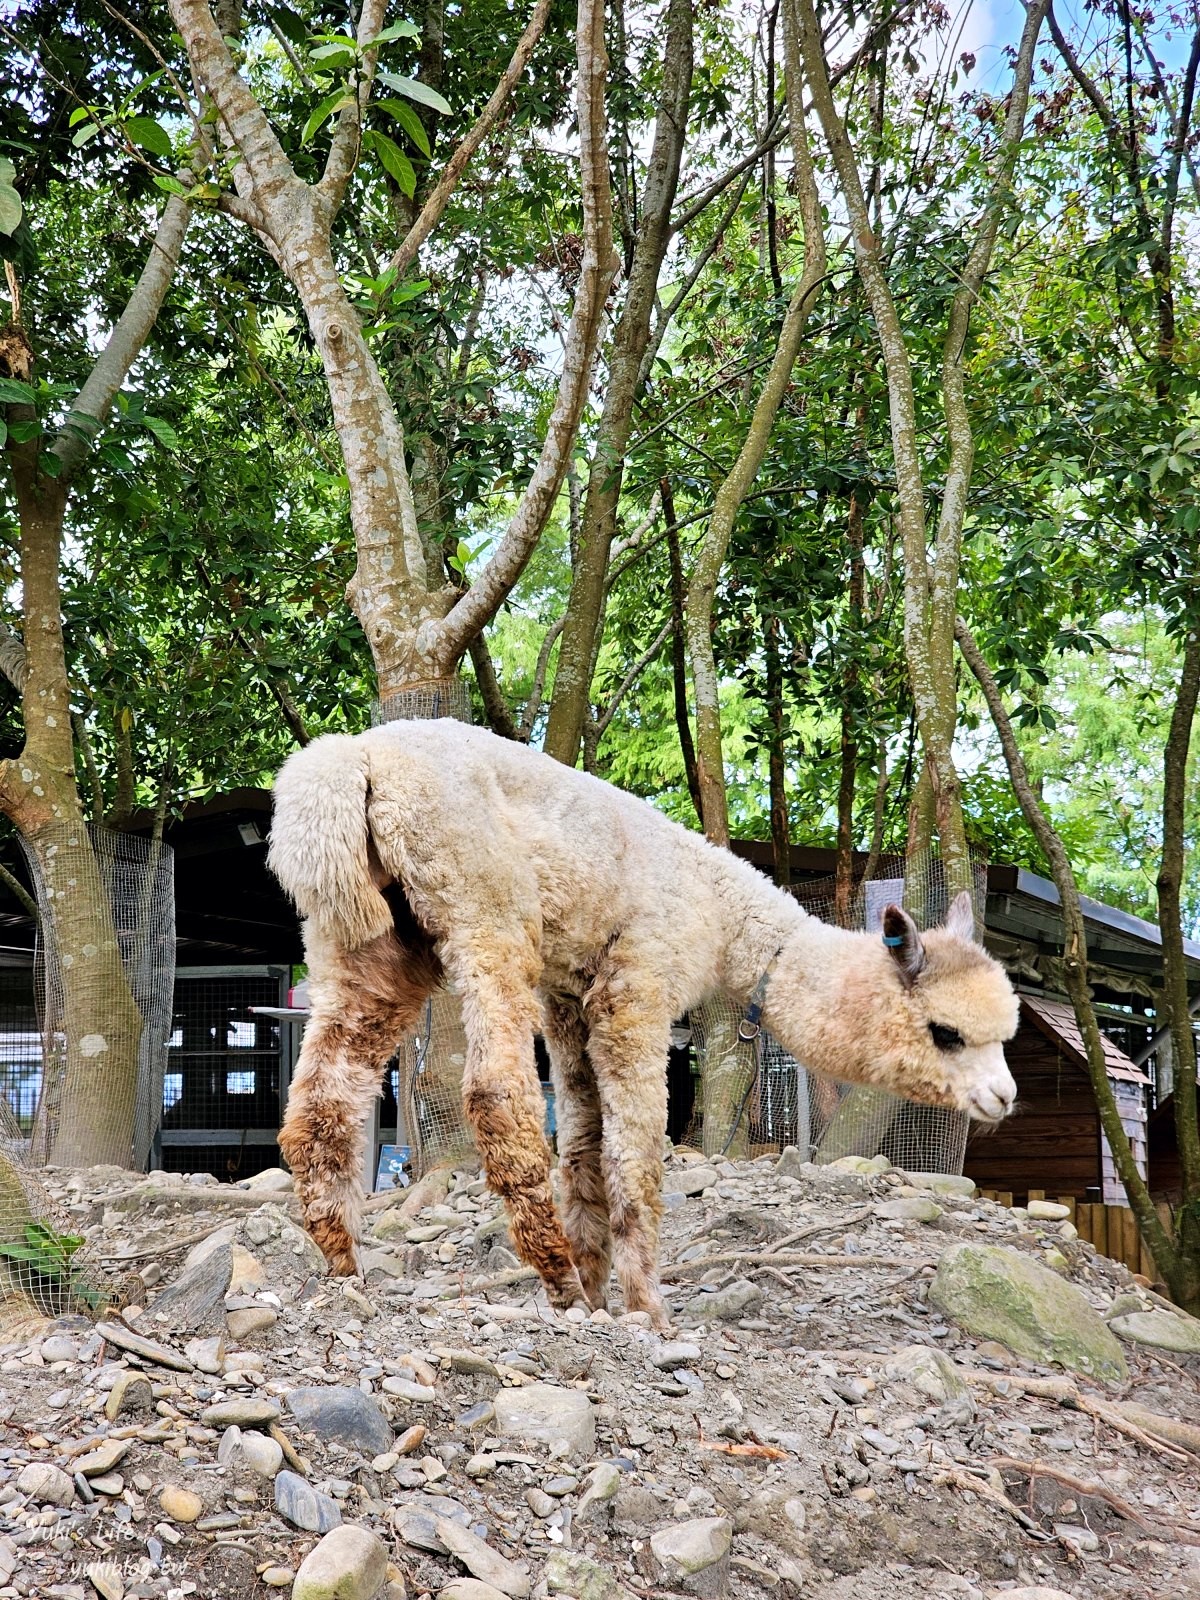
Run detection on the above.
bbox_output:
[965,995,1150,1204]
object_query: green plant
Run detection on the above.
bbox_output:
[0,1220,105,1314]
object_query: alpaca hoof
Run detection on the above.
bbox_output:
[546,1268,590,1313]
[309,1217,360,1278]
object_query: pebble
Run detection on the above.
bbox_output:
[685,1278,763,1321]
[95,1321,193,1371]
[227,1306,278,1340]
[202,1397,282,1429]
[262,1568,295,1589]
[274,1469,342,1533]
[382,1375,437,1403]
[158,1486,203,1523]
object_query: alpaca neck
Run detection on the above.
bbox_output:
[701,845,823,1003]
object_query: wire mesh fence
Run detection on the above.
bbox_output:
[685,847,981,1173]
[20,826,175,1170]
[372,677,472,727]
[162,968,291,1180]
[0,1094,126,1330]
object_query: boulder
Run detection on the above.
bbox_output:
[929,1242,1126,1381]
[292,1524,388,1600]
[492,1383,595,1458]
[286,1385,393,1454]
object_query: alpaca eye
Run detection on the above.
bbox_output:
[929,1023,964,1052]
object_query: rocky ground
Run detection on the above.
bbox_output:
[0,1149,1198,1600]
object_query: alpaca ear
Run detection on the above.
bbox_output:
[882,903,926,988]
[944,890,977,942]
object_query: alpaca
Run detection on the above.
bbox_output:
[269,719,1018,1329]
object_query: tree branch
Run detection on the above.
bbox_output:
[319,0,390,211]
[50,196,192,481]
[432,0,616,667]
[390,0,554,278]
[468,630,520,740]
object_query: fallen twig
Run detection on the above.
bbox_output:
[697,1438,788,1460]
[99,1222,232,1262]
[269,1421,309,1477]
[989,1455,1200,1546]
[662,1251,934,1279]
[762,1206,875,1252]
[934,1464,1052,1539]
[963,1370,1193,1462]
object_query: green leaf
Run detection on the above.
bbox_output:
[152,174,189,196]
[375,98,430,156]
[377,71,451,115]
[456,539,472,567]
[0,419,7,449]
[71,122,99,148]
[364,129,415,196]
[0,378,35,405]
[308,38,357,68]
[67,107,92,128]
[41,450,62,478]
[124,116,173,161]
[0,158,14,183]
[368,20,421,44]
[0,183,20,237]
[8,419,41,442]
[268,4,307,46]
[143,416,180,451]
[302,90,354,145]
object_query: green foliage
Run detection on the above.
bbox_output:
[0,1221,104,1314]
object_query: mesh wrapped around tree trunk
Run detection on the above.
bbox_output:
[375,677,477,1178]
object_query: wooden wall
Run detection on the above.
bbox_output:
[965,1022,1101,1202]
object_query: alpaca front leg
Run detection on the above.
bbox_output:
[280,932,432,1275]
[544,997,612,1310]
[588,1013,671,1331]
[455,958,586,1311]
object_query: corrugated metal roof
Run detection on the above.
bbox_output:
[1020,995,1151,1085]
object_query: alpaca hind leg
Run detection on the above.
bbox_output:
[587,1006,671,1330]
[451,938,586,1311]
[280,931,434,1274]
[543,995,611,1310]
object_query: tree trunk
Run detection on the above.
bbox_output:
[3,466,144,1169]
[1158,624,1200,1268]
[170,0,614,704]
[834,487,866,926]
[765,615,791,888]
[794,0,1050,902]
[685,0,825,844]
[543,0,694,766]
[956,618,1198,1311]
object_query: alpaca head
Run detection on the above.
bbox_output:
[870,890,1019,1122]
[792,890,1019,1121]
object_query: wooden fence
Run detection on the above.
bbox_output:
[978,1187,1173,1285]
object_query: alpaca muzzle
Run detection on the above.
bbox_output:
[963,1050,1017,1123]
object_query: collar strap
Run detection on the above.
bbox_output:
[882,933,905,947]
[739,946,784,1042]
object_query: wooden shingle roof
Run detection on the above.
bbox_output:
[1020,995,1150,1085]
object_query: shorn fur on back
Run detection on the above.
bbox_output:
[270,719,1019,1327]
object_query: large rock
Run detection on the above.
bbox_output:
[436,1518,530,1598]
[651,1518,732,1597]
[286,1386,393,1454]
[492,1384,595,1459]
[663,1166,719,1198]
[929,1243,1126,1381]
[1108,1308,1200,1354]
[683,1279,763,1322]
[147,1244,232,1333]
[882,1346,971,1408]
[17,1463,74,1506]
[544,1551,634,1600]
[292,1524,388,1600]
